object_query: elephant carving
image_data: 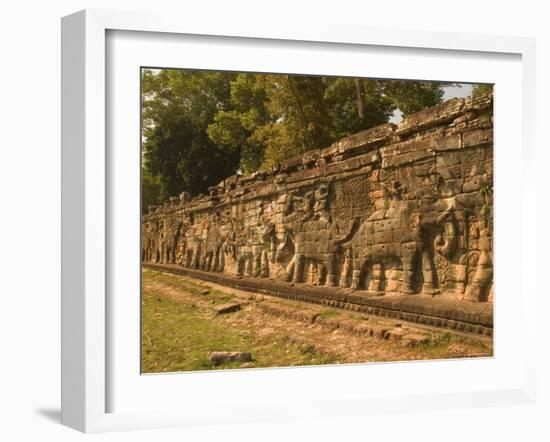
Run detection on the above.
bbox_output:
[276,217,358,286]
[462,223,493,302]
[234,221,276,278]
[342,186,458,295]
[157,218,182,264]
[142,221,159,263]
[272,181,357,286]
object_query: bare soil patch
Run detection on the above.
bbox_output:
[141,269,492,373]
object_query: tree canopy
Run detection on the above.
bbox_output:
[141,69,241,205]
[142,69,478,206]
[472,83,493,96]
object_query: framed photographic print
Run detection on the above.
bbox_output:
[61,9,537,433]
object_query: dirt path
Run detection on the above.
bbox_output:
[141,269,493,372]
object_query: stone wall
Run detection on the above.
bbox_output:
[142,92,493,306]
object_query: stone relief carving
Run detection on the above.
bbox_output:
[273,184,358,287]
[141,93,494,304]
[340,181,458,295]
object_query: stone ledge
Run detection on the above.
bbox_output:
[144,263,493,335]
[143,93,493,219]
[396,98,465,136]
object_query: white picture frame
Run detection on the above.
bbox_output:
[61,9,537,433]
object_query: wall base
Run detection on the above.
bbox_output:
[143,263,493,336]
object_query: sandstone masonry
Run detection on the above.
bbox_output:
[142,92,494,329]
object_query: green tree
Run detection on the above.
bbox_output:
[209,74,337,171]
[141,69,240,197]
[472,83,493,96]
[324,78,394,138]
[380,80,445,117]
[209,75,396,171]
[144,69,450,190]
[257,75,335,168]
[141,166,162,214]
[207,73,269,173]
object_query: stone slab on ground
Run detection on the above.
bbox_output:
[209,351,252,366]
[215,303,241,315]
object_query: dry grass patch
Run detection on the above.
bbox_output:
[141,269,492,373]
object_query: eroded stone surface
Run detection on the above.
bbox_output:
[209,351,252,365]
[215,303,241,315]
[142,93,494,327]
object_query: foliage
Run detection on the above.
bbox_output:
[257,75,335,169]
[141,166,162,213]
[142,69,452,197]
[207,73,269,173]
[380,80,445,116]
[207,75,440,171]
[141,69,240,198]
[323,78,394,138]
[472,83,493,96]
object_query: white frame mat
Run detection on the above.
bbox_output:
[61,9,537,433]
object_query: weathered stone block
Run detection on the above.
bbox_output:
[463,174,489,193]
[142,93,494,334]
[396,98,464,136]
[215,303,241,315]
[380,137,436,159]
[462,129,493,148]
[330,123,395,154]
[382,150,435,168]
[435,134,461,151]
[463,91,493,113]
[209,351,252,366]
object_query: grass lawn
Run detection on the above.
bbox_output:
[141,270,337,372]
[141,269,492,373]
